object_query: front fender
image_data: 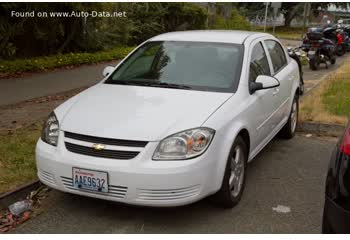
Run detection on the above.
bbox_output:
[204,119,252,192]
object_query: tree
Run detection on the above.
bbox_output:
[238,2,350,27]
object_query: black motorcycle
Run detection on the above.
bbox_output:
[287,46,305,95]
[323,26,347,56]
[302,28,336,70]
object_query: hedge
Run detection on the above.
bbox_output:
[0,47,134,74]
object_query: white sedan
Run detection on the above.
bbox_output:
[36,30,300,208]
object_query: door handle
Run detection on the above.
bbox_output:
[273,88,279,96]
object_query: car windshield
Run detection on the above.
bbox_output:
[105,41,244,93]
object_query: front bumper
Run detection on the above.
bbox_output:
[36,136,221,207]
[324,196,350,233]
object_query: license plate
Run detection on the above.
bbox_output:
[308,50,316,55]
[72,168,108,193]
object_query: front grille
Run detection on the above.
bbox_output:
[65,142,139,160]
[65,131,148,147]
[61,176,127,199]
[38,169,56,185]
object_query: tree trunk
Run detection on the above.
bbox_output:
[284,5,299,27]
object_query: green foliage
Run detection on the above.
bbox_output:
[0,2,207,60]
[211,8,251,31]
[0,46,134,73]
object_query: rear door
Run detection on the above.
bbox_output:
[263,39,293,127]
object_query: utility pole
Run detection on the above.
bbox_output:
[301,2,310,40]
[264,2,269,32]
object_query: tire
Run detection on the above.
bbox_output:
[322,212,334,234]
[280,94,299,139]
[336,46,345,56]
[309,59,319,70]
[330,56,336,65]
[299,77,305,96]
[210,136,248,208]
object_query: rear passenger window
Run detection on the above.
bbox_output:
[249,42,271,82]
[264,40,287,73]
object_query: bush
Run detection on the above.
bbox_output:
[0,47,134,73]
[211,8,251,31]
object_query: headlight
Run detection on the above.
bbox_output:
[41,112,59,146]
[153,127,215,160]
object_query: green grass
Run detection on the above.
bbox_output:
[0,46,134,74]
[0,124,42,193]
[323,75,350,119]
[255,26,304,40]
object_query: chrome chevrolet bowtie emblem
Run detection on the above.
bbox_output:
[92,143,105,151]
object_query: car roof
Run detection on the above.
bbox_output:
[149,30,271,44]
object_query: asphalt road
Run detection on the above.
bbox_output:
[0,60,119,106]
[1,39,349,106]
[15,135,336,234]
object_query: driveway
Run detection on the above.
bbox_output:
[14,135,336,233]
[0,61,119,106]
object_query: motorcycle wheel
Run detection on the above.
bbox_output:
[330,56,336,65]
[309,59,319,71]
[336,46,346,56]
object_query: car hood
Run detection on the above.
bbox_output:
[60,84,232,141]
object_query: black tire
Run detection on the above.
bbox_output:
[299,77,305,96]
[330,56,336,65]
[309,59,319,70]
[336,46,345,56]
[280,94,299,139]
[322,212,334,234]
[210,136,248,208]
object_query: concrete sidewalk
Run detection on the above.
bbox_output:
[0,61,119,106]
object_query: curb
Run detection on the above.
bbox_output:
[297,121,346,137]
[0,180,40,209]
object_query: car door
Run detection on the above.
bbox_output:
[263,39,293,127]
[247,40,278,147]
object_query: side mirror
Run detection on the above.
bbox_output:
[102,66,115,77]
[249,75,280,94]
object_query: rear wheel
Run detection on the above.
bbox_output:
[330,56,336,65]
[210,136,248,208]
[280,94,299,139]
[336,45,345,56]
[309,58,319,70]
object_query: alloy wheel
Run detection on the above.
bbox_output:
[229,146,245,197]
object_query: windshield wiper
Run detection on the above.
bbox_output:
[105,80,192,89]
[144,82,192,89]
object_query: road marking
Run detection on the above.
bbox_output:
[272,205,291,214]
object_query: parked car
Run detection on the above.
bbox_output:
[36,30,300,208]
[323,122,350,233]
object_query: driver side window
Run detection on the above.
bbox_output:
[249,42,271,82]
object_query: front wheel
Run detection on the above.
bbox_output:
[279,94,299,139]
[210,136,248,208]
